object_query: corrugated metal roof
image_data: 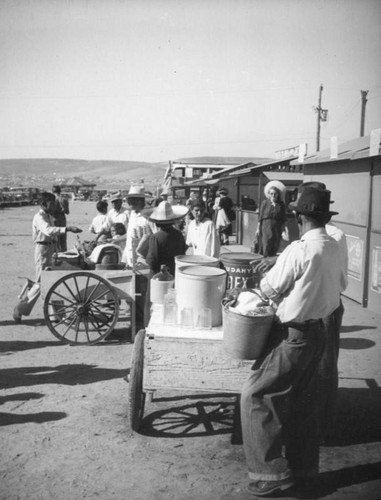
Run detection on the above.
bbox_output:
[230,157,298,176]
[290,134,381,165]
[172,156,271,166]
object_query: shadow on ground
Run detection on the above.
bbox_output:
[0,411,67,426]
[136,384,381,447]
[339,337,376,350]
[0,364,127,389]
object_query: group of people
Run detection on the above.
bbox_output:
[13,179,349,498]
[86,186,236,272]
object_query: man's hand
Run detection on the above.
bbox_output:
[67,226,82,233]
[252,256,277,274]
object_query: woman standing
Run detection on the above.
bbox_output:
[256,180,287,257]
[214,188,234,245]
[186,198,220,258]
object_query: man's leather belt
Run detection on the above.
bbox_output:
[36,241,54,245]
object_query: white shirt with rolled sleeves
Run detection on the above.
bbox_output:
[33,209,66,243]
[123,211,153,267]
[260,227,347,324]
[326,223,348,287]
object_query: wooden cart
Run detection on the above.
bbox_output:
[40,268,148,345]
[128,304,253,432]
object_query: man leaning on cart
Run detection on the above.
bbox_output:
[240,186,347,496]
[13,192,82,324]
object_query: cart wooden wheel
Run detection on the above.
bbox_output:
[128,329,146,432]
[43,271,120,345]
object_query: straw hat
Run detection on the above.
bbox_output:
[264,180,286,201]
[127,185,147,198]
[146,201,188,224]
[110,191,122,202]
[289,187,338,216]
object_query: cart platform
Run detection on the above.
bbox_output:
[128,304,253,431]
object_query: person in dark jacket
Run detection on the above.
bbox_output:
[256,180,287,257]
[144,201,189,276]
[215,187,235,245]
[52,185,70,251]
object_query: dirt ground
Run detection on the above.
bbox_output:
[1,202,381,500]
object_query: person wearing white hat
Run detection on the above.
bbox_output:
[144,201,188,275]
[122,184,155,268]
[256,180,287,257]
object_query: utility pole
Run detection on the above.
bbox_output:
[313,84,328,152]
[360,90,369,137]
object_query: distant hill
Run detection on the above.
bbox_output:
[0,158,168,190]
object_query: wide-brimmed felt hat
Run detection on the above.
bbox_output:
[264,180,286,201]
[297,181,326,193]
[289,187,338,216]
[127,185,147,198]
[145,201,188,224]
[110,191,122,202]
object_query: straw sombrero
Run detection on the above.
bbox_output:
[109,191,123,202]
[145,201,188,224]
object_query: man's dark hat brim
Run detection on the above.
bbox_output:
[288,201,338,216]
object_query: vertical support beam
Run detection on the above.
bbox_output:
[360,90,369,137]
[316,84,323,152]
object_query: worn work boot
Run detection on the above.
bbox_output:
[247,477,295,496]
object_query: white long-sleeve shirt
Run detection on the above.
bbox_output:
[260,227,346,324]
[186,218,220,258]
[33,209,65,244]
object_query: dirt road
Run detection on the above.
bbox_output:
[1,202,381,500]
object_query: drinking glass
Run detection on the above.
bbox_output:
[180,307,194,329]
[196,307,212,330]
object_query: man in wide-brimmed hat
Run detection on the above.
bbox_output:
[240,186,347,497]
[144,201,188,275]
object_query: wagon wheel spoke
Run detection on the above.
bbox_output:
[90,288,113,303]
[83,279,102,305]
[49,290,77,306]
[62,280,80,303]
[83,316,91,343]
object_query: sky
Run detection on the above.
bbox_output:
[1,0,381,163]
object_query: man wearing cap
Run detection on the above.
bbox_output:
[97,191,129,238]
[240,186,347,496]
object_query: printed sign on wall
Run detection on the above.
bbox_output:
[371,246,381,294]
[347,235,364,281]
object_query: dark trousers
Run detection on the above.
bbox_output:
[317,300,344,436]
[240,321,326,481]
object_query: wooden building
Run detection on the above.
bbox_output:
[291,132,381,313]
